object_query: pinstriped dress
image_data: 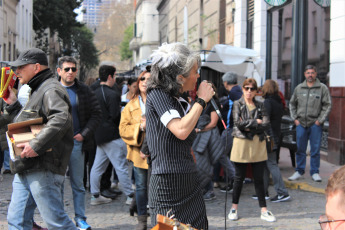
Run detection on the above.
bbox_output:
[146,89,208,229]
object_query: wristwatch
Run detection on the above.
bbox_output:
[195,98,207,109]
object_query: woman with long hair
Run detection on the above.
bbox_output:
[261,80,290,202]
[119,67,151,230]
[146,42,214,229]
[228,78,276,222]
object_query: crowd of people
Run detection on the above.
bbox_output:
[0,43,332,230]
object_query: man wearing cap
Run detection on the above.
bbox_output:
[4,48,77,229]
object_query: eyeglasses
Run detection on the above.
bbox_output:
[63,67,77,72]
[243,86,256,92]
[319,215,345,229]
[140,76,147,81]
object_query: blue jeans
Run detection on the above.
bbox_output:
[91,138,133,196]
[8,170,77,230]
[68,140,86,222]
[296,124,322,176]
[4,149,10,170]
[133,166,148,215]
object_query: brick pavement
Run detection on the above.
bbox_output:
[0,147,339,229]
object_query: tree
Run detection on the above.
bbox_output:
[72,26,99,82]
[33,0,99,76]
[120,24,134,61]
[33,0,82,51]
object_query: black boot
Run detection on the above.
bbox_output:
[136,215,147,230]
[129,193,137,216]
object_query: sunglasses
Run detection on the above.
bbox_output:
[63,67,77,72]
[140,76,147,81]
[243,86,256,91]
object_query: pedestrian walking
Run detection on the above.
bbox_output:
[120,68,151,230]
[5,48,77,229]
[57,56,102,230]
[90,64,134,206]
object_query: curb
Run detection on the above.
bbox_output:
[283,179,325,194]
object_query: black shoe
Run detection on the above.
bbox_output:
[220,185,233,193]
[3,169,11,174]
[270,194,290,202]
[101,189,118,199]
[108,188,123,195]
[203,191,216,201]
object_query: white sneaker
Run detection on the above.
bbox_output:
[261,210,276,222]
[312,173,322,182]
[288,171,303,181]
[111,182,118,189]
[90,195,112,205]
[126,196,133,205]
[228,209,238,221]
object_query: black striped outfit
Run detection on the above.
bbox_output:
[146,88,208,229]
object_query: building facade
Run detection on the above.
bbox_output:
[130,0,160,66]
[156,0,236,52]
[16,0,33,54]
[81,0,117,33]
[1,0,17,62]
[0,0,33,62]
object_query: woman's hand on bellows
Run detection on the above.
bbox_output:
[197,81,214,103]
[256,119,263,124]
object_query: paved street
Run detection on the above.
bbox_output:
[0,148,339,229]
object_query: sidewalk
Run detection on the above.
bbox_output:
[278,147,341,194]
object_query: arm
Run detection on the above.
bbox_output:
[119,100,144,147]
[317,85,332,125]
[232,101,253,130]
[108,91,121,123]
[166,81,214,140]
[196,111,218,132]
[26,88,73,156]
[78,87,102,140]
[289,88,299,125]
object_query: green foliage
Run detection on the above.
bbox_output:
[33,0,82,49]
[71,26,99,81]
[33,0,99,79]
[120,24,134,61]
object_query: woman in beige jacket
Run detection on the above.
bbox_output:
[119,67,150,230]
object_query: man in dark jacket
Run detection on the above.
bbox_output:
[90,64,133,205]
[0,99,13,174]
[217,71,243,192]
[57,56,102,230]
[4,48,77,229]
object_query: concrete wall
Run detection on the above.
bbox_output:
[132,0,160,64]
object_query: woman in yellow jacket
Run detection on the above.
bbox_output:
[119,67,151,230]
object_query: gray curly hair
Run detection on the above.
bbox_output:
[147,42,201,97]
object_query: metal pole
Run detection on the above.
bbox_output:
[266,10,272,80]
[298,0,308,84]
[291,0,299,93]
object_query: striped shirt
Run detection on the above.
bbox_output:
[146,88,197,175]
